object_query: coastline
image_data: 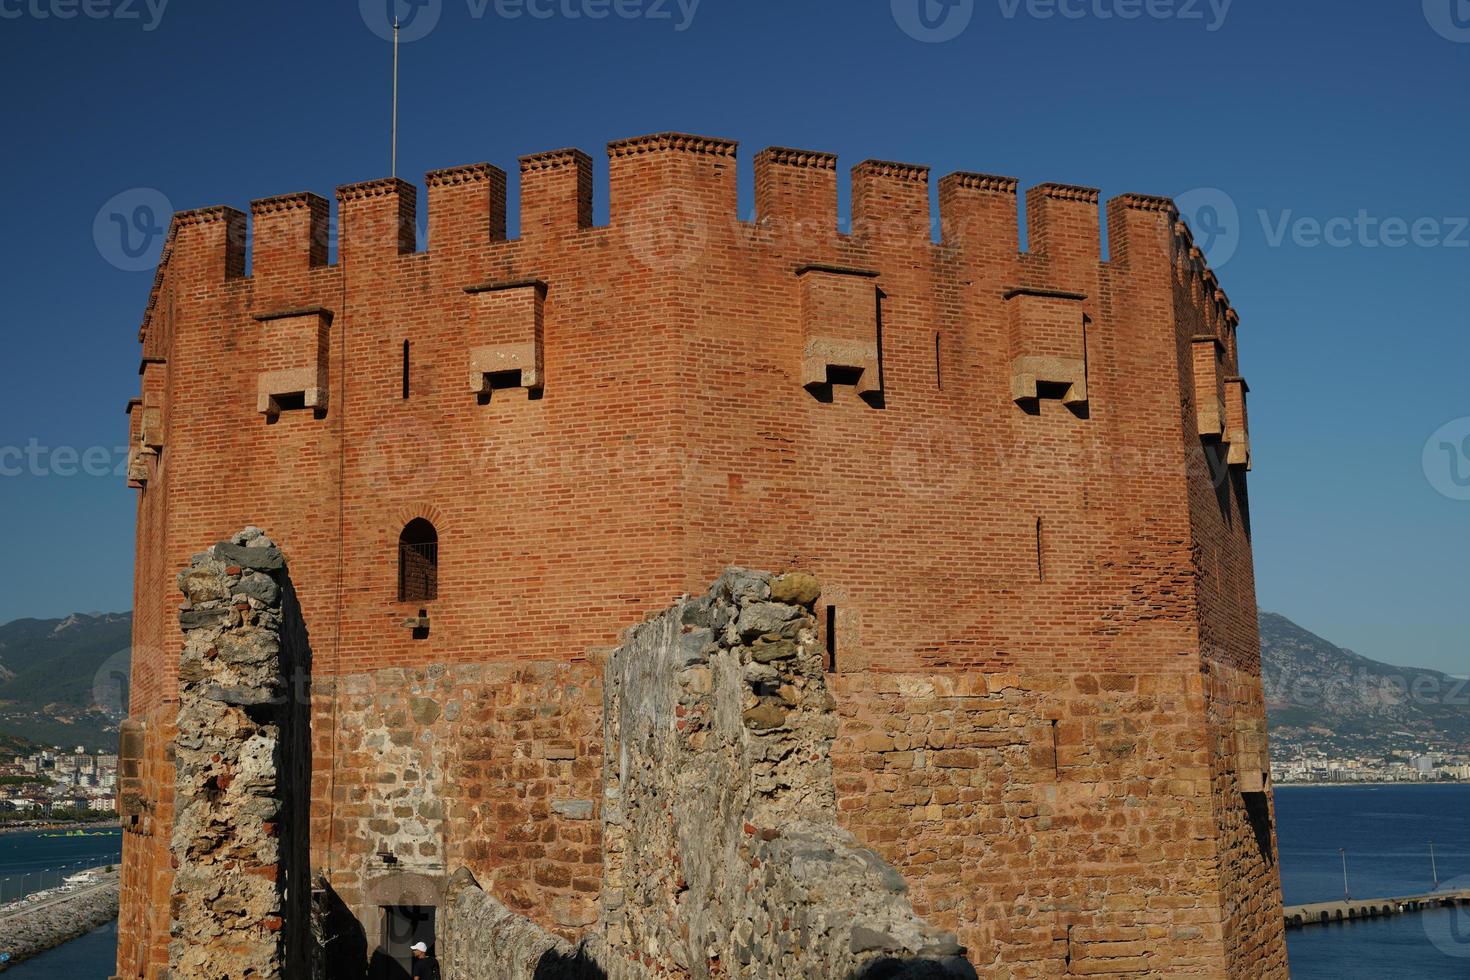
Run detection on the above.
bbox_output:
[0,819,120,838]
[0,870,118,971]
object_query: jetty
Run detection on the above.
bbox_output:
[1284,888,1470,928]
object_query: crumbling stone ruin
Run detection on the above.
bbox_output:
[410,569,974,978]
[120,131,1288,978]
[598,569,971,977]
[168,528,311,979]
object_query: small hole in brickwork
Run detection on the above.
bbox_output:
[825,605,837,672]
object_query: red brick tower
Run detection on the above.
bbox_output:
[117,133,1285,978]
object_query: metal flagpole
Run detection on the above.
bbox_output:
[1340,848,1350,902]
[391,17,400,178]
[1431,839,1440,890]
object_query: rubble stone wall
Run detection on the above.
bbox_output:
[169,528,312,980]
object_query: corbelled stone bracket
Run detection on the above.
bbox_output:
[1226,376,1251,469]
[1192,335,1226,438]
[253,307,333,419]
[1005,286,1088,408]
[798,265,883,401]
[125,398,151,489]
[464,278,546,397]
[1236,714,1268,793]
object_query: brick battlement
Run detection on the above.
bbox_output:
[137,132,1240,348]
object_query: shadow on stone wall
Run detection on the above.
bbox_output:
[315,875,369,980]
[279,575,315,979]
[531,948,609,979]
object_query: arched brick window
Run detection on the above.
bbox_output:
[398,519,438,602]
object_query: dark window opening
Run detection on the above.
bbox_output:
[825,605,837,673]
[1050,719,1060,778]
[401,340,410,399]
[935,332,943,390]
[1035,517,1045,583]
[398,519,438,602]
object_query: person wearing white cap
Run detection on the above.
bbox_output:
[409,940,440,980]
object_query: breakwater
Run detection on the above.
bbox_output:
[0,870,119,970]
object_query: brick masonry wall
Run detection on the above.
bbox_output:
[832,670,1238,977]
[122,132,1283,978]
[312,659,604,962]
[115,709,175,980]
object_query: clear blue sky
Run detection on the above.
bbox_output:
[1,1,1466,674]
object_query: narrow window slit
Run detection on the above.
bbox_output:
[1051,719,1060,778]
[935,332,943,390]
[1035,517,1045,583]
[401,340,410,399]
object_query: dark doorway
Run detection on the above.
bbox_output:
[372,905,435,980]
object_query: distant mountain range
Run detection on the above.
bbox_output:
[0,609,1462,758]
[0,612,131,753]
[1261,612,1470,757]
